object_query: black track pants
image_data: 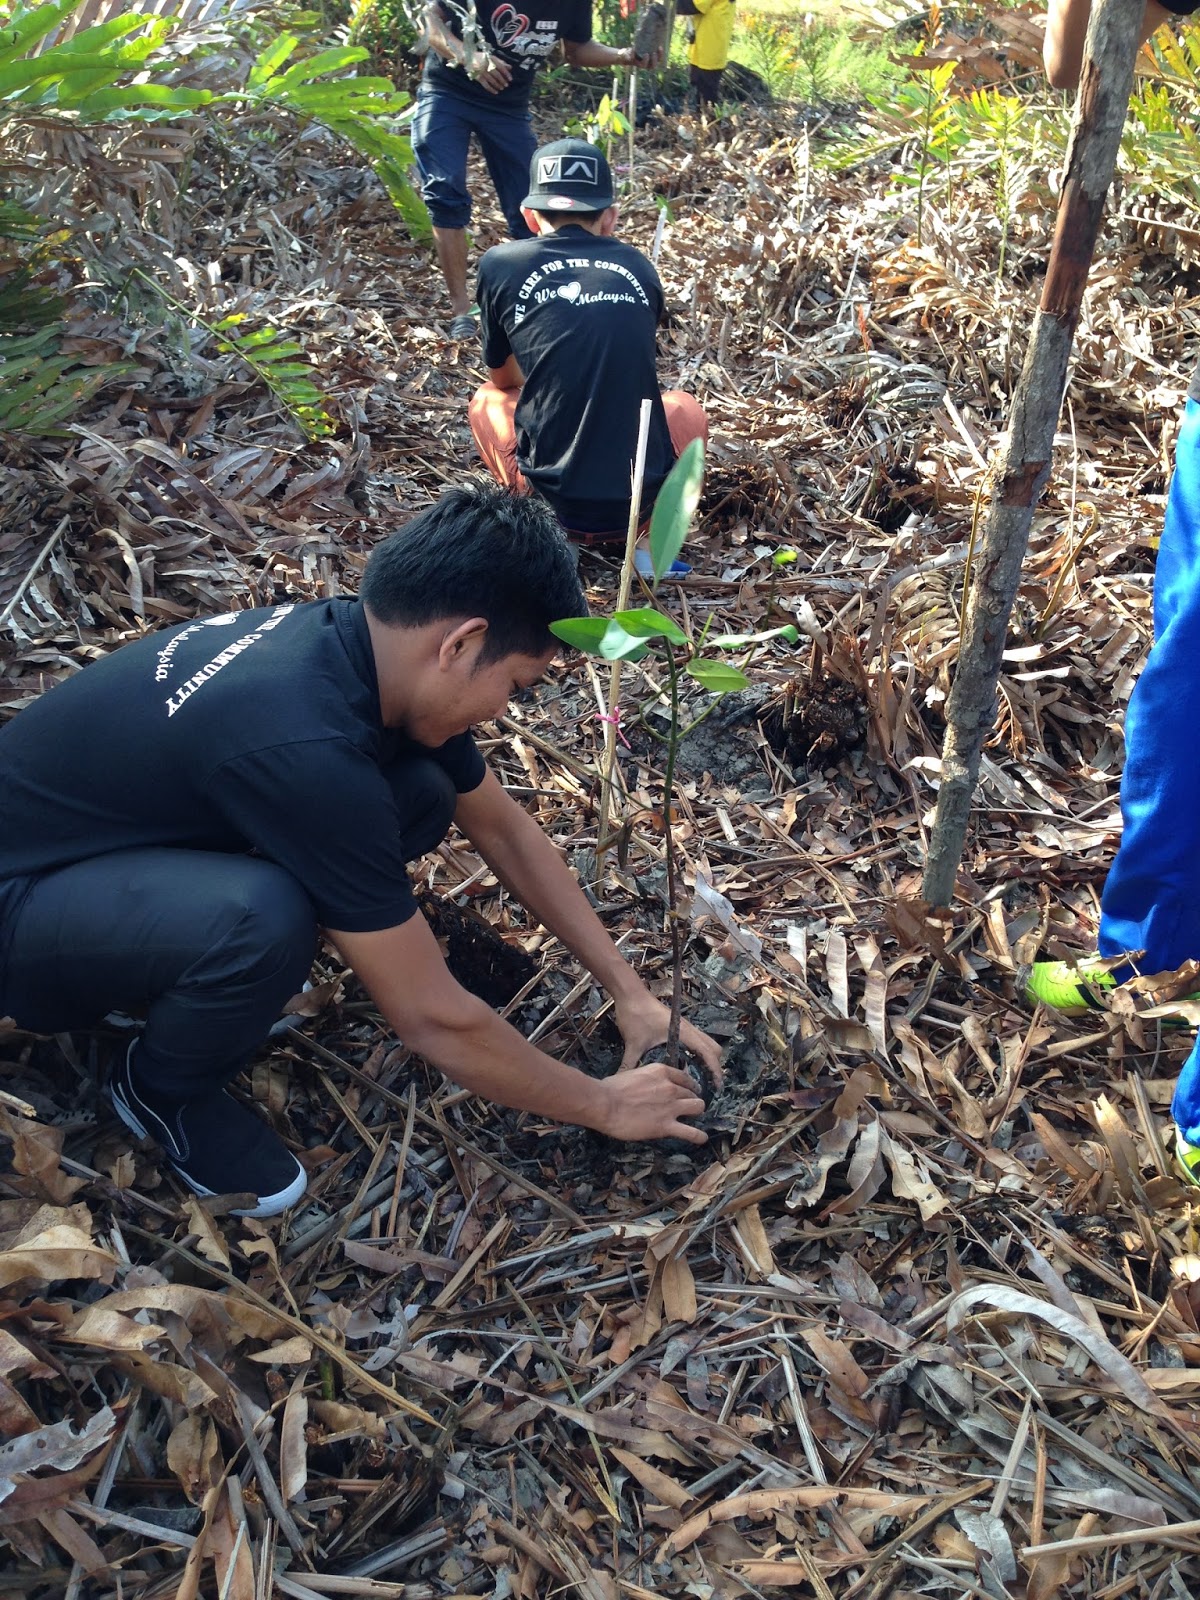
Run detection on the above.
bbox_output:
[0,757,456,1100]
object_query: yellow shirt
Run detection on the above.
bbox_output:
[688,0,734,71]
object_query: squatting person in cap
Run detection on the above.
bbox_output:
[468,138,708,544]
[415,0,658,341]
[0,487,722,1217]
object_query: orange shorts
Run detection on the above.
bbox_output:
[467,385,709,543]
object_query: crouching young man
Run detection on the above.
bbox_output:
[0,486,721,1217]
[469,138,708,545]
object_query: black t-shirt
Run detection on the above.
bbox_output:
[477,226,676,532]
[0,600,484,936]
[422,0,592,109]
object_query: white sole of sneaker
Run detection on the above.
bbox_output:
[110,1079,307,1219]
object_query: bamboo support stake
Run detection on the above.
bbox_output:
[628,67,637,183]
[595,397,653,867]
[921,0,1143,906]
[651,202,667,265]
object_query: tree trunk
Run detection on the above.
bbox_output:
[921,0,1144,907]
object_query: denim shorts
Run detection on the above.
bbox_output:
[411,85,536,235]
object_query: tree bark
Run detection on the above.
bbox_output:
[921,0,1144,907]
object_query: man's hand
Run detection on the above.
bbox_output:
[469,51,512,91]
[453,775,725,1106]
[614,990,725,1083]
[596,1063,709,1144]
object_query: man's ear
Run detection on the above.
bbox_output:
[599,205,619,236]
[521,206,547,235]
[438,617,489,670]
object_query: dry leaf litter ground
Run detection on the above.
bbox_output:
[3,69,1200,1600]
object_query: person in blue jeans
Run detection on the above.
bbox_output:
[415,0,656,339]
[1029,0,1200,1178]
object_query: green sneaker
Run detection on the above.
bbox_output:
[1025,958,1120,1015]
[1175,1127,1200,1188]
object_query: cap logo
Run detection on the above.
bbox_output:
[537,153,599,186]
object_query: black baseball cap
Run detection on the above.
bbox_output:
[522,138,614,213]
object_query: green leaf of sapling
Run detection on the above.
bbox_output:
[648,436,704,583]
[249,33,299,88]
[548,616,648,661]
[549,616,608,652]
[686,659,749,693]
[709,623,800,649]
[598,623,651,662]
[612,607,688,644]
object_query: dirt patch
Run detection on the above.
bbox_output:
[700,459,791,534]
[676,690,775,787]
[492,998,790,1209]
[417,891,539,1011]
[623,688,775,794]
[859,461,932,533]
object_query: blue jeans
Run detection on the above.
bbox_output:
[411,86,536,236]
[1095,397,1200,1136]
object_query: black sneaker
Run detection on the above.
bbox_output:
[109,1042,307,1219]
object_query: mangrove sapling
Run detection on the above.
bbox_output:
[551,440,798,1072]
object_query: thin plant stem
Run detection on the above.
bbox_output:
[917,77,934,247]
[1036,502,1099,639]
[661,643,684,1069]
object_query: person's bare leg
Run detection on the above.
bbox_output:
[433,226,471,316]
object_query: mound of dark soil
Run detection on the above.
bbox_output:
[493,999,789,1208]
[762,674,868,768]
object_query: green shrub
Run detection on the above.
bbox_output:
[732,11,899,104]
[346,0,422,75]
[0,0,432,435]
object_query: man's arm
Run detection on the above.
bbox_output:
[423,0,513,90]
[1043,0,1168,88]
[565,38,652,69]
[454,770,724,1076]
[330,911,710,1141]
[488,354,524,388]
[476,261,520,382]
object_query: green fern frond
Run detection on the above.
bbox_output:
[0,318,129,437]
[0,197,128,434]
[0,337,118,434]
[212,313,335,441]
[0,6,211,116]
[234,33,431,241]
[0,267,63,332]
[0,6,430,237]
[0,201,44,243]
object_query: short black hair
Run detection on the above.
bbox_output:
[536,208,608,227]
[361,482,586,663]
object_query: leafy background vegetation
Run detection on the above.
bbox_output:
[4,0,1200,442]
[0,0,428,437]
